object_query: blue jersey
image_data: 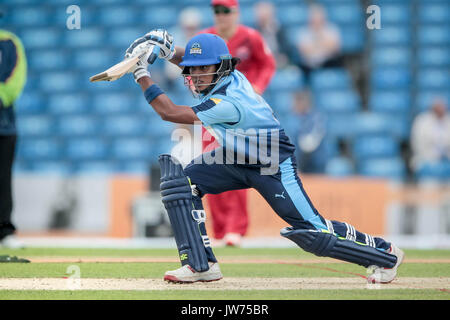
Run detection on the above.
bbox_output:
[191,70,295,168]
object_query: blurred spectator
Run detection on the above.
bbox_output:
[0,28,27,248]
[296,4,342,85]
[202,0,276,95]
[410,97,450,180]
[254,1,293,69]
[166,7,203,87]
[291,90,328,173]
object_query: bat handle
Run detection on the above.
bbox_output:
[147,45,161,64]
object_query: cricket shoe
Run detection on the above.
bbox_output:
[224,233,242,247]
[367,244,405,284]
[164,262,223,283]
[0,235,25,249]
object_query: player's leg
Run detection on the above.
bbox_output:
[185,153,250,248]
[249,156,403,283]
[207,189,248,246]
[222,189,248,246]
[248,157,329,231]
[206,193,228,240]
[183,150,251,255]
[190,193,217,264]
[0,135,17,244]
[325,220,391,251]
[159,154,210,271]
[159,153,249,283]
[202,128,249,245]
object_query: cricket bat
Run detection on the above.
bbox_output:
[89,53,143,82]
[89,44,161,83]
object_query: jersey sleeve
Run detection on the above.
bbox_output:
[0,31,27,108]
[248,29,276,94]
[192,97,240,126]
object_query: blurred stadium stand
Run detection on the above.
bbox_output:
[2,0,448,181]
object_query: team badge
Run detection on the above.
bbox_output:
[190,42,202,55]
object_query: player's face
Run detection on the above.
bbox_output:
[213,6,238,30]
[189,64,217,92]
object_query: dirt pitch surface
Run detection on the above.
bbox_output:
[2,257,449,291]
[0,277,449,291]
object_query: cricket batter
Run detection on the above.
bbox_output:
[200,0,276,246]
[124,30,404,284]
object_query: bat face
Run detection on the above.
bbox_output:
[89,44,159,83]
[89,54,141,82]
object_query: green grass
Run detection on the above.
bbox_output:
[0,247,177,257]
[0,247,449,300]
[0,261,449,279]
[1,247,449,259]
[0,289,447,300]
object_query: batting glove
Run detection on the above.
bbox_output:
[143,29,175,60]
[125,41,160,83]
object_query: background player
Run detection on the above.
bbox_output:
[200,0,276,246]
[124,30,404,285]
[0,26,27,248]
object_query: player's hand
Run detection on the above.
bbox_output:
[125,35,161,63]
[130,56,151,83]
[143,29,175,60]
[125,41,158,83]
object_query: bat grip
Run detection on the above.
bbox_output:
[147,46,161,64]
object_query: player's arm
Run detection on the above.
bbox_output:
[137,76,199,124]
[168,45,185,69]
[125,30,198,124]
[249,30,276,94]
[191,97,241,126]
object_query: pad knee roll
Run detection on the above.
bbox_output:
[281,227,397,268]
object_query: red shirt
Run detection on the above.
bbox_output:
[200,25,276,94]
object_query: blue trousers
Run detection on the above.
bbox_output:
[184,153,391,251]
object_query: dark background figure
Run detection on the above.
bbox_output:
[410,97,450,182]
[254,1,295,69]
[295,4,342,86]
[291,90,328,174]
[0,25,28,248]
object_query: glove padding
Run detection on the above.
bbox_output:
[124,29,174,83]
[143,29,175,60]
[125,40,160,83]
